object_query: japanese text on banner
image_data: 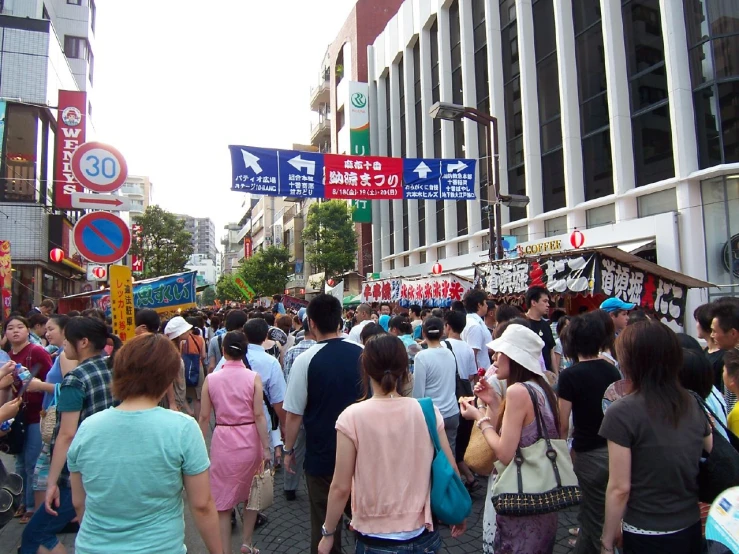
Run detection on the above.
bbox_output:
[110,265,136,343]
[324,154,404,200]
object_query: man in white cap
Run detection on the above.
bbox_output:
[164,316,204,419]
[599,297,635,335]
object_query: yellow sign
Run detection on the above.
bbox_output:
[517,239,563,257]
[110,265,136,342]
[0,241,11,319]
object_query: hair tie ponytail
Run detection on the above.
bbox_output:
[384,369,392,376]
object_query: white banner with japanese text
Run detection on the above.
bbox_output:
[361,275,473,308]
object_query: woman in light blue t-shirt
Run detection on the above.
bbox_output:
[67,333,222,554]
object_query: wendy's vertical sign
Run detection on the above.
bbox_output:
[54,90,87,210]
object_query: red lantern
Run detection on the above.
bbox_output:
[432,263,443,275]
[300,288,305,295]
[92,266,107,279]
[570,229,585,249]
[284,289,289,295]
[327,279,335,287]
[50,248,64,263]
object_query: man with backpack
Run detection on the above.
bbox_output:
[208,310,248,373]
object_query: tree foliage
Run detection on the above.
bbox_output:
[201,286,216,306]
[216,273,247,303]
[130,206,194,279]
[238,245,292,298]
[302,200,358,284]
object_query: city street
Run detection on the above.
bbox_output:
[1,452,578,553]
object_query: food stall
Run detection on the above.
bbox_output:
[360,273,475,309]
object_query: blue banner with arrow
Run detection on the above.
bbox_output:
[229,145,476,201]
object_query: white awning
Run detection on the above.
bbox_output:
[615,239,656,254]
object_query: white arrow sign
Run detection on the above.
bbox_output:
[413,161,432,179]
[241,149,263,174]
[71,193,131,211]
[288,155,316,176]
[447,161,468,173]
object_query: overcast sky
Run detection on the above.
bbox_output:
[93,0,356,242]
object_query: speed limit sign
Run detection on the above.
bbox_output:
[71,141,128,193]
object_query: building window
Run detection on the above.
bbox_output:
[534,0,565,212]
[64,36,88,59]
[573,1,613,200]
[413,39,426,247]
[450,1,468,236]
[404,255,410,267]
[437,246,445,260]
[90,0,96,33]
[473,0,490,230]
[420,250,427,264]
[390,259,395,270]
[623,0,674,187]
[502,0,526,221]
[458,241,469,256]
[684,0,739,168]
[701,174,739,292]
[545,215,567,237]
[88,48,94,85]
[399,57,410,251]
[402,196,410,251]
[3,105,40,202]
[67,0,82,5]
[586,204,615,228]
[430,19,445,241]
[510,225,529,243]
[42,5,50,19]
[637,188,677,217]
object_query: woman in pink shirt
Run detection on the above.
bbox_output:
[318,334,466,554]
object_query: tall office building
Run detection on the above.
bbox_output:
[368,0,738,321]
[177,215,218,263]
[0,0,98,312]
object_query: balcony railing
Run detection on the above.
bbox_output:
[310,117,331,143]
[309,77,330,110]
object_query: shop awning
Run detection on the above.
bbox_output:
[474,247,713,325]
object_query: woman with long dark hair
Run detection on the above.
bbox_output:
[319,334,465,554]
[0,315,53,523]
[460,323,560,553]
[600,321,712,554]
[20,316,121,554]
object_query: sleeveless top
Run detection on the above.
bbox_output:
[517,381,558,448]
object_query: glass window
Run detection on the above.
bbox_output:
[545,216,567,237]
[533,0,556,58]
[4,105,39,202]
[420,250,427,264]
[413,40,422,156]
[576,26,608,101]
[689,42,715,88]
[419,201,426,247]
[474,1,489,230]
[629,64,668,112]
[500,0,516,27]
[436,200,445,241]
[622,0,665,75]
[388,203,395,256]
[437,246,445,260]
[632,105,675,186]
[399,59,406,157]
[404,255,410,267]
[403,199,409,251]
[714,35,739,79]
[536,54,561,124]
[701,175,739,289]
[683,0,710,48]
[719,81,739,163]
[572,0,602,34]
[580,93,610,135]
[586,204,616,228]
[67,0,82,5]
[709,1,739,35]
[694,87,723,167]
[637,188,678,217]
[64,36,88,59]
[508,165,527,222]
[582,131,614,200]
[510,225,529,242]
[542,150,566,212]
[458,241,469,256]
[457,201,468,236]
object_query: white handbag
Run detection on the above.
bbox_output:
[491,383,581,516]
[246,461,274,511]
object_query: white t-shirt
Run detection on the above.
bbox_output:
[348,319,371,344]
[444,338,478,380]
[461,313,491,370]
[411,347,459,419]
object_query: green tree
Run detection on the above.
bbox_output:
[238,245,292,297]
[216,273,247,303]
[303,200,358,286]
[130,206,194,278]
[201,286,216,306]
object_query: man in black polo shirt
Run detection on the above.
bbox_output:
[525,286,557,374]
[283,294,362,554]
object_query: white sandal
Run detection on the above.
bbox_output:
[240,544,260,554]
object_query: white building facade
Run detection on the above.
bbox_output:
[368,0,738,320]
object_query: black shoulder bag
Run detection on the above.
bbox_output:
[242,347,279,431]
[691,392,739,504]
[445,340,473,398]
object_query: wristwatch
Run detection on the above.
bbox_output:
[283,447,294,456]
[321,524,335,537]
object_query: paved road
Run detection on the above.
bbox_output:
[2,450,578,553]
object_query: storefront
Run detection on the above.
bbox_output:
[701,173,739,302]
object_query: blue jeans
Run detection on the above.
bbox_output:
[20,486,76,554]
[15,423,42,510]
[355,531,442,553]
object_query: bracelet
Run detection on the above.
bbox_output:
[480,425,495,434]
[475,416,492,429]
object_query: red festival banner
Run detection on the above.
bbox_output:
[54,90,87,210]
[323,154,403,200]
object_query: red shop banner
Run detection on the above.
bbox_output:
[323,154,403,200]
[54,90,87,210]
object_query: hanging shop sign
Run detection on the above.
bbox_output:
[109,265,135,343]
[361,275,473,308]
[54,90,87,210]
[516,239,563,257]
[474,249,693,324]
[229,145,476,201]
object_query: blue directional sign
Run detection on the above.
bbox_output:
[229,145,476,201]
[229,146,324,198]
[403,158,477,200]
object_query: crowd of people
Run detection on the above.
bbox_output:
[0,289,737,553]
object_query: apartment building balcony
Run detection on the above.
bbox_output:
[310,116,331,145]
[309,70,330,111]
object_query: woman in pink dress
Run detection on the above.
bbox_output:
[199,331,270,554]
